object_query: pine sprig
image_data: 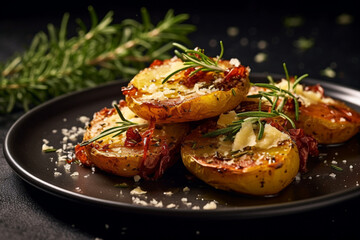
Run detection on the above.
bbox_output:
[0,6,195,113]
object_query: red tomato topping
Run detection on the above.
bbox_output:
[149,59,164,67]
[124,127,142,147]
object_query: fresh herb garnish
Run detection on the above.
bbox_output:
[248,63,309,121]
[79,104,147,146]
[331,165,343,171]
[203,63,309,141]
[0,7,195,113]
[43,148,57,153]
[203,110,293,140]
[114,183,129,188]
[162,41,226,84]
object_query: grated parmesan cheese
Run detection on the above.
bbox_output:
[203,201,217,210]
[130,186,147,195]
[232,122,290,152]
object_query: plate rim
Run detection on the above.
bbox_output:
[4,73,360,219]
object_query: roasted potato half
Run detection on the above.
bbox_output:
[243,81,360,144]
[75,102,190,179]
[288,101,360,144]
[181,116,300,196]
[123,57,250,123]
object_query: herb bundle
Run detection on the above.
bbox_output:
[0,6,195,113]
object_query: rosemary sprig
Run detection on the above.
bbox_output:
[0,6,195,113]
[248,63,309,121]
[162,41,226,84]
[203,110,295,140]
[80,104,147,146]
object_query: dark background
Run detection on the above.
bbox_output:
[1,0,360,239]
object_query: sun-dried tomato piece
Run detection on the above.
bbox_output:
[149,59,164,68]
[121,85,138,96]
[288,128,319,173]
[74,144,92,166]
[124,127,142,147]
[223,66,247,82]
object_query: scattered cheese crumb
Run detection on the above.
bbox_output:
[166,203,177,208]
[163,191,173,196]
[203,201,217,210]
[229,58,241,67]
[183,186,190,192]
[133,175,141,182]
[130,186,147,195]
[329,173,337,179]
[132,197,148,206]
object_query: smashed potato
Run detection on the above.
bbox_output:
[181,117,301,196]
[243,80,360,144]
[75,102,189,179]
[123,58,250,123]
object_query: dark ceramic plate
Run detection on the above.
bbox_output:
[4,73,360,219]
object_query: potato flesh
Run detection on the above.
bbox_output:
[181,122,300,196]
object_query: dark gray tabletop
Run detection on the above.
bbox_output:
[1,1,360,239]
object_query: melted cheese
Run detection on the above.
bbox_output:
[275,79,335,107]
[255,124,290,149]
[131,57,226,101]
[232,121,257,151]
[231,123,290,151]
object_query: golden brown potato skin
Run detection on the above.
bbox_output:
[126,87,249,123]
[181,121,300,196]
[291,102,360,144]
[124,58,250,123]
[76,105,189,178]
[238,97,360,144]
